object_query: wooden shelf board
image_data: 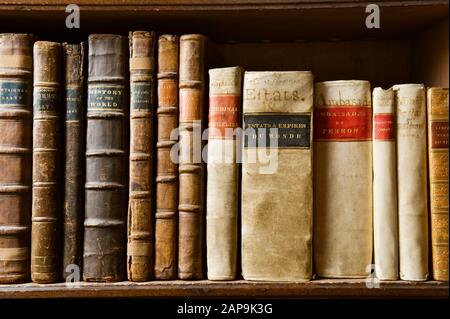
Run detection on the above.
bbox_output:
[0,280,447,298]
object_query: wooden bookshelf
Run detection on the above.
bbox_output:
[0,0,449,299]
[0,280,448,299]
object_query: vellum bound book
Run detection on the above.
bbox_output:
[207,66,243,280]
[427,87,448,282]
[394,84,428,281]
[241,71,313,281]
[314,80,373,278]
[372,87,398,280]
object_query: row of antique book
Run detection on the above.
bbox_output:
[0,32,448,284]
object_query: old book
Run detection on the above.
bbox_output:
[31,41,62,283]
[178,34,206,280]
[427,87,448,282]
[84,34,128,282]
[62,42,85,279]
[372,87,398,280]
[0,33,33,284]
[314,80,373,278]
[155,34,179,279]
[127,31,156,282]
[394,84,428,281]
[207,66,243,281]
[242,71,313,281]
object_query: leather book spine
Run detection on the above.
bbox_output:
[372,87,398,280]
[242,71,314,281]
[83,34,128,282]
[155,34,179,279]
[207,66,243,280]
[394,84,429,281]
[427,87,448,282]
[62,42,85,279]
[178,34,206,280]
[31,41,62,283]
[127,31,156,282]
[0,33,33,284]
[314,80,373,278]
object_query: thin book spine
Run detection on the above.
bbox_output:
[127,31,156,281]
[31,41,62,283]
[155,34,179,279]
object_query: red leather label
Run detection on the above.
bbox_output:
[208,95,240,138]
[431,121,449,149]
[374,113,395,141]
[314,106,372,141]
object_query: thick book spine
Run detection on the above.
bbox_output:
[242,71,314,281]
[314,80,373,278]
[31,41,62,283]
[155,34,179,279]
[372,87,398,280]
[394,84,428,281]
[178,34,206,279]
[84,34,128,282]
[207,67,243,281]
[127,31,156,282]
[62,43,85,279]
[0,33,33,284]
[427,87,448,282]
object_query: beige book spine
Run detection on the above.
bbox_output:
[372,87,398,280]
[242,71,313,281]
[206,66,243,280]
[394,83,428,281]
[427,87,448,282]
[314,80,373,278]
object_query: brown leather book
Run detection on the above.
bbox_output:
[155,34,179,279]
[127,31,156,282]
[83,34,128,282]
[427,87,449,282]
[0,33,33,284]
[178,34,206,279]
[31,41,62,283]
[62,43,85,279]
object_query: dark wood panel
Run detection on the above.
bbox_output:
[0,280,447,298]
[0,2,448,41]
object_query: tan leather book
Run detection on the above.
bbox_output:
[0,33,33,284]
[31,41,62,283]
[372,87,398,280]
[62,42,85,279]
[427,87,449,282]
[394,84,428,281]
[314,80,372,278]
[155,34,179,280]
[207,66,243,281]
[242,71,313,281]
[83,34,127,282]
[178,34,206,279]
[127,31,156,282]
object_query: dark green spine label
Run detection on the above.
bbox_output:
[33,87,59,113]
[88,85,125,111]
[131,83,152,111]
[66,87,82,121]
[0,80,30,107]
[244,114,311,148]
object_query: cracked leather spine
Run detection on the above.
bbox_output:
[178,34,206,280]
[62,42,85,279]
[155,34,179,279]
[83,34,128,282]
[31,41,62,283]
[127,31,156,282]
[0,33,33,284]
